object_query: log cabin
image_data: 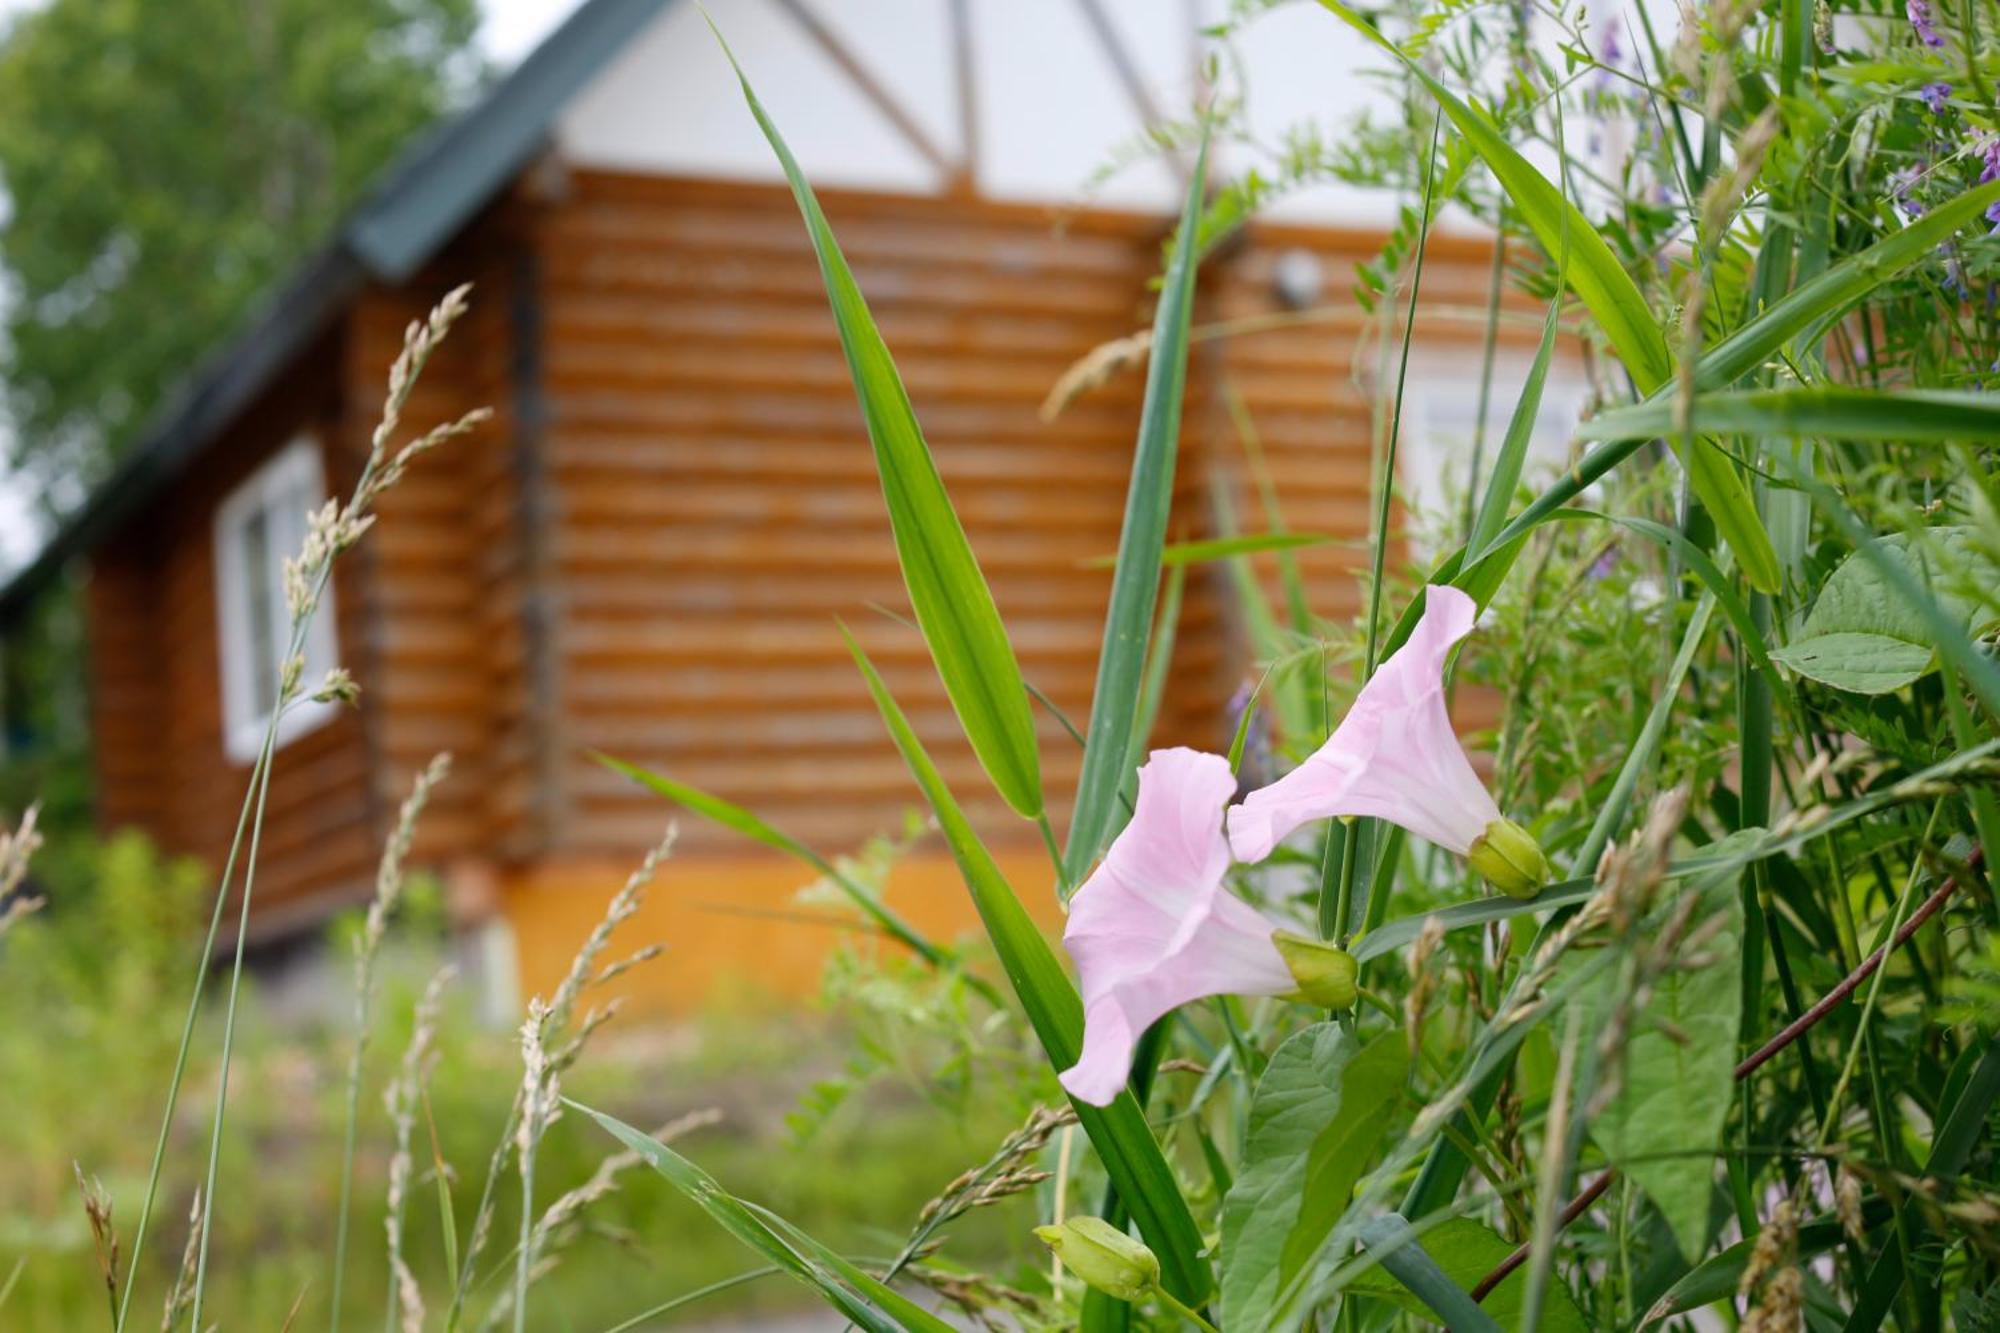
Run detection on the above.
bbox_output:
[0,0,1589,1013]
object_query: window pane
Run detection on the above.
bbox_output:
[240,507,278,721]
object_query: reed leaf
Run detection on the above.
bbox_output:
[594,754,950,971]
[574,1103,951,1333]
[1581,385,2000,444]
[1064,132,1211,886]
[718,26,1044,819]
[1314,0,1780,592]
[842,628,1213,1304]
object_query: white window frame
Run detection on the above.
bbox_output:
[212,435,340,764]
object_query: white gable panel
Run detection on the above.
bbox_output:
[556,0,940,191]
[1221,0,1402,229]
[552,0,1658,227]
[806,0,958,162]
[971,0,1179,207]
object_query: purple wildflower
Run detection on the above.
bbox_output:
[1907,0,1945,47]
[1988,198,2000,236]
[1889,164,1925,217]
[1942,246,1970,300]
[1980,135,2000,185]
[1921,81,1953,114]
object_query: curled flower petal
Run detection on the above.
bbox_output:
[1058,748,1295,1105]
[1227,585,1502,863]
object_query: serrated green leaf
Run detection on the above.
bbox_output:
[1221,1027,1406,1328]
[839,628,1211,1305]
[719,30,1043,819]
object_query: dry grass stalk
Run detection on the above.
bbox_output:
[1040,329,1151,421]
[329,753,451,1333]
[74,1163,119,1324]
[385,966,455,1333]
[0,804,44,937]
[1404,913,1447,1059]
[1736,1195,1802,1331]
[1836,1165,1865,1245]
[475,1108,723,1333]
[158,1190,202,1333]
[884,1103,1075,1289]
[473,828,673,1333]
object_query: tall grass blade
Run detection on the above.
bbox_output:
[1465,298,1559,565]
[1064,131,1212,886]
[717,26,1044,819]
[841,627,1212,1304]
[1581,385,2000,443]
[1357,1216,1505,1333]
[574,1103,950,1333]
[1695,181,2000,391]
[595,754,950,970]
[1314,0,1779,593]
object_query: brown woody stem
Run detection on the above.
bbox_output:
[1467,848,1981,1304]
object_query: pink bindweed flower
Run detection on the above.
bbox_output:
[1226,585,1550,897]
[1057,747,1355,1106]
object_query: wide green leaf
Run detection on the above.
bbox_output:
[1769,527,2000,694]
[1064,131,1210,886]
[1584,852,1745,1260]
[1349,1217,1588,1332]
[1580,386,2000,445]
[1313,0,1779,593]
[1769,632,1934,694]
[1220,1026,1406,1328]
[841,629,1211,1304]
[720,32,1043,819]
[575,1102,951,1333]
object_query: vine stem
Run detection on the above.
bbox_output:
[1468,846,1981,1302]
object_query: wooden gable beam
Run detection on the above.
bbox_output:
[770,0,959,185]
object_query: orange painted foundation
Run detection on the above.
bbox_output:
[501,844,1068,1014]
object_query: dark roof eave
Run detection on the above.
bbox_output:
[0,0,677,623]
[0,245,366,623]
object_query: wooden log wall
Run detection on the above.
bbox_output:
[87,332,380,933]
[85,166,1543,945]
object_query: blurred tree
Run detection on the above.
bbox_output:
[0,0,484,498]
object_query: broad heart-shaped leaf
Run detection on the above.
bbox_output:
[1221,1026,1407,1329]
[1585,847,1747,1261]
[1312,0,1779,595]
[1770,632,1934,694]
[840,629,1211,1305]
[1774,527,2000,694]
[719,30,1043,819]
[573,1101,953,1333]
[1347,1218,1588,1332]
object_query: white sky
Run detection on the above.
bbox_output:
[0,0,584,574]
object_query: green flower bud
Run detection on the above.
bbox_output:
[1033,1216,1160,1302]
[1468,817,1550,899]
[1272,932,1359,1011]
